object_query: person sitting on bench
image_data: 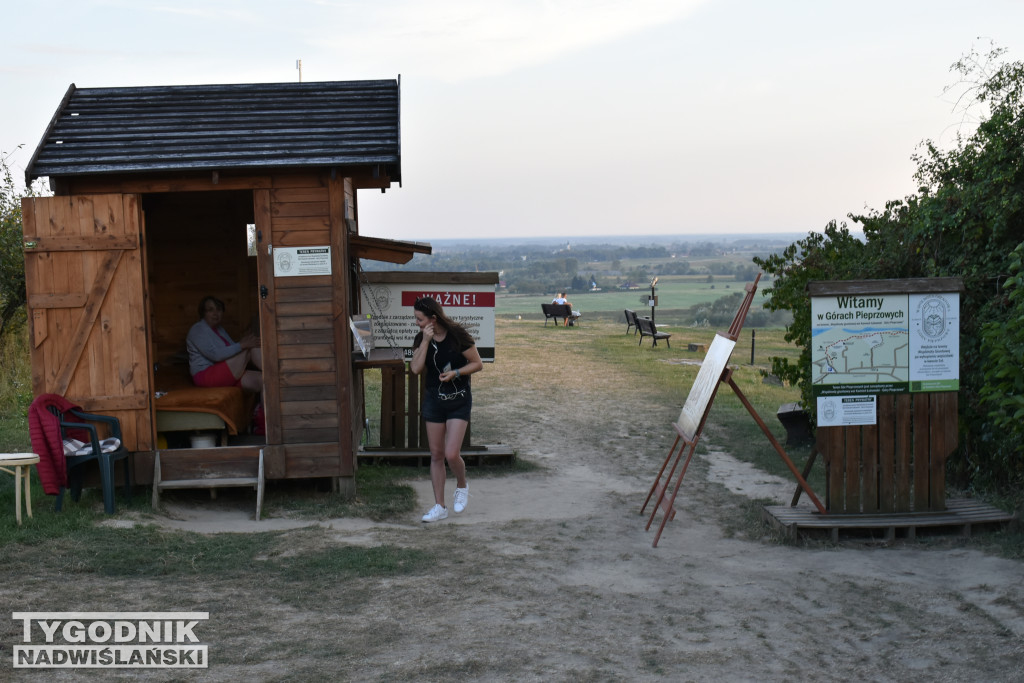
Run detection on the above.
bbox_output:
[551,292,582,326]
[187,295,263,392]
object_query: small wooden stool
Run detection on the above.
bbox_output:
[0,453,40,525]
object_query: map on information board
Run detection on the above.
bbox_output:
[811,290,959,396]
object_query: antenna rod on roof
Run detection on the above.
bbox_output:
[296,59,303,82]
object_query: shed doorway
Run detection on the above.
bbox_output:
[143,190,265,449]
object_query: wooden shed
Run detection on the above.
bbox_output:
[22,79,428,495]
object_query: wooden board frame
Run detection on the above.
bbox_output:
[641,273,826,547]
[808,278,964,513]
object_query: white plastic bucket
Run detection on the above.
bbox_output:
[190,434,216,448]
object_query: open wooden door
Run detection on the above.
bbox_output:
[22,194,153,451]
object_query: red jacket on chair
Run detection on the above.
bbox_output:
[28,394,81,496]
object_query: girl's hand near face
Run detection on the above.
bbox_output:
[423,322,435,341]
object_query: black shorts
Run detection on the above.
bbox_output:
[421,389,472,423]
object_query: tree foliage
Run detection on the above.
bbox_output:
[0,150,30,337]
[979,244,1024,458]
[755,45,1024,493]
[752,221,867,403]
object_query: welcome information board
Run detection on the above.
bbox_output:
[808,278,962,426]
[361,272,499,362]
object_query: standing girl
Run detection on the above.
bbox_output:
[410,297,484,522]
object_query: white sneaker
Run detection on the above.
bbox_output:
[421,504,448,523]
[453,486,469,513]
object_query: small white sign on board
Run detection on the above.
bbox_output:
[274,246,331,277]
[816,394,877,427]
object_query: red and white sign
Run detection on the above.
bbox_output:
[361,282,496,361]
[400,291,496,308]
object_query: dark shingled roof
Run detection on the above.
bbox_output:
[25,79,401,184]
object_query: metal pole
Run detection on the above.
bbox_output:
[650,277,658,324]
[750,328,756,364]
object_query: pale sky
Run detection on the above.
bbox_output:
[3,1,1022,241]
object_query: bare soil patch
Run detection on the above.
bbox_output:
[4,321,1023,681]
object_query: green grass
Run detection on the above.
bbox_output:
[266,465,417,520]
[496,276,766,318]
[19,523,433,580]
[0,326,32,452]
[580,322,824,492]
[276,542,433,580]
[0,462,420,548]
[38,524,281,577]
[0,478,152,548]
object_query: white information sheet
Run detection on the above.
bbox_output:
[274,246,332,277]
[816,394,877,427]
[908,292,960,391]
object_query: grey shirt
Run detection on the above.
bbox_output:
[186,320,241,375]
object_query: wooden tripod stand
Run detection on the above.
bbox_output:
[640,274,826,547]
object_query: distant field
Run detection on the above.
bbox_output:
[579,253,761,274]
[495,276,773,321]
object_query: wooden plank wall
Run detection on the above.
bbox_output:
[376,367,430,449]
[820,392,958,513]
[259,173,358,479]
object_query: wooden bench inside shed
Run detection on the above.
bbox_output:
[636,317,671,347]
[152,448,264,520]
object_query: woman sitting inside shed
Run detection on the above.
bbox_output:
[187,295,263,392]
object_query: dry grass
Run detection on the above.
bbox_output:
[1,318,1022,681]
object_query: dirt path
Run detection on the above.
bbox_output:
[13,322,1024,681]
[160,331,1024,681]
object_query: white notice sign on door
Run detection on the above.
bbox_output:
[274,246,331,277]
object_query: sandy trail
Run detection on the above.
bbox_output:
[18,321,1023,681]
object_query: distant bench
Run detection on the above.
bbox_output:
[542,303,580,326]
[624,309,639,334]
[636,317,671,348]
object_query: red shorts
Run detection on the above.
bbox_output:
[192,361,241,388]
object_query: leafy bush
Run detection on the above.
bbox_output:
[978,243,1024,488]
[755,45,1024,494]
[0,149,28,337]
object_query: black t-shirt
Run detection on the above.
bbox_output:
[416,333,472,392]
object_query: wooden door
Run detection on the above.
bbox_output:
[22,194,152,451]
[252,177,355,480]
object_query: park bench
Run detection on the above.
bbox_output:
[542,303,579,326]
[624,309,639,335]
[636,316,672,348]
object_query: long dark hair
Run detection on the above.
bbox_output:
[412,297,474,349]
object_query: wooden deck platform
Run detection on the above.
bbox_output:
[358,444,516,467]
[763,498,1016,543]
